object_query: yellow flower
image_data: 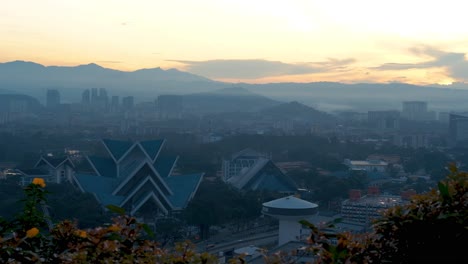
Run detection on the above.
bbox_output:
[26,227,39,238]
[107,225,121,232]
[32,178,46,188]
[75,230,87,238]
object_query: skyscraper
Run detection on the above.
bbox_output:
[122,96,134,111]
[91,88,98,103]
[111,96,119,112]
[82,89,90,104]
[449,113,468,146]
[402,101,434,121]
[46,89,60,109]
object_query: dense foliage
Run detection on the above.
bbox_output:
[1,164,467,263]
[0,179,216,263]
[296,165,468,263]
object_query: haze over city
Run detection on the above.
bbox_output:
[1,1,467,263]
[2,0,468,84]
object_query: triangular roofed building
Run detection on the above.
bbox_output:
[17,156,75,185]
[73,139,203,221]
[223,149,297,194]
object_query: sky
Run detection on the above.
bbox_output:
[1,0,468,84]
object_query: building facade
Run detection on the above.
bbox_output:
[72,139,203,221]
[341,187,404,224]
[17,156,75,185]
[223,149,297,193]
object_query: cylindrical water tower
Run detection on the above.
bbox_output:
[262,196,318,246]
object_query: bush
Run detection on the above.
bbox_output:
[0,178,216,264]
[298,164,468,263]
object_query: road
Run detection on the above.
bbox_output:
[197,230,278,254]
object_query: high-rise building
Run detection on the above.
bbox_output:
[156,95,183,120]
[111,96,119,112]
[99,88,107,99]
[82,89,90,104]
[91,88,98,102]
[402,101,435,121]
[46,89,60,109]
[368,110,400,131]
[122,96,134,111]
[449,113,468,146]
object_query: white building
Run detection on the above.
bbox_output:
[344,159,388,172]
[262,196,318,246]
[17,156,75,185]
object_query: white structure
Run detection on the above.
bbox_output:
[262,196,318,246]
[344,159,388,172]
[341,194,403,224]
[17,156,75,185]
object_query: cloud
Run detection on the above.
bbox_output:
[96,60,122,64]
[374,46,468,81]
[169,58,355,79]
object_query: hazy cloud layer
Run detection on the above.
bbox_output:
[375,47,468,81]
[171,58,355,79]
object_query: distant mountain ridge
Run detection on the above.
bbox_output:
[0,61,221,102]
[260,101,333,122]
[182,87,281,114]
[0,61,210,82]
[2,60,468,112]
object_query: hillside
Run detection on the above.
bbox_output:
[260,101,334,123]
[182,87,281,114]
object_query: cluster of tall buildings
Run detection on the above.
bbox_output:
[81,88,134,113]
[449,113,468,146]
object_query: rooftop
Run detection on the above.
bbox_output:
[263,196,318,210]
[343,195,403,207]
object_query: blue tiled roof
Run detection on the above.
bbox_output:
[18,168,48,176]
[154,156,178,178]
[88,156,116,177]
[165,173,203,209]
[250,172,297,192]
[74,173,124,206]
[103,139,133,161]
[43,156,68,167]
[140,140,164,160]
[244,161,297,193]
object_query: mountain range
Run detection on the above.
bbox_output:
[1,61,468,112]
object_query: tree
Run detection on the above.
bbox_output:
[297,164,468,263]
[373,165,467,263]
[0,178,217,263]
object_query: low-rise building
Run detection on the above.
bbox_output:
[344,159,388,172]
[17,156,75,185]
[341,187,405,224]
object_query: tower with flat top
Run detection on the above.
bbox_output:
[262,196,318,246]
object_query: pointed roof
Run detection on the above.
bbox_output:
[140,140,165,161]
[165,173,204,209]
[35,156,75,169]
[73,173,124,206]
[87,156,116,177]
[131,192,169,215]
[119,175,173,211]
[154,156,178,178]
[228,159,297,193]
[228,158,269,188]
[102,139,133,161]
[231,148,265,160]
[112,161,173,196]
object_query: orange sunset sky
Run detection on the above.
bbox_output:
[1,0,468,84]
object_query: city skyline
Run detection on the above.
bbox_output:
[2,0,468,84]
